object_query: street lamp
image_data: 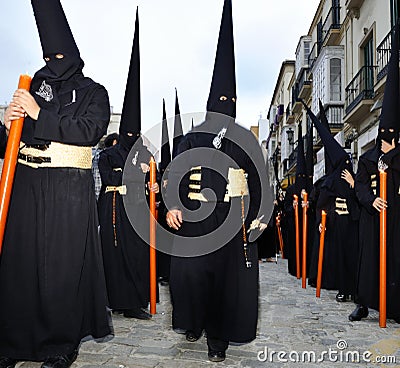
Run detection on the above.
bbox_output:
[286,127,294,146]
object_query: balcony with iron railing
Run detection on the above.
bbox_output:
[315,104,344,144]
[291,84,302,114]
[322,5,341,45]
[376,24,398,89]
[286,103,295,124]
[308,42,319,70]
[297,68,312,100]
[344,65,377,125]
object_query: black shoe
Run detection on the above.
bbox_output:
[335,293,349,302]
[208,350,226,362]
[349,305,369,322]
[123,308,152,320]
[186,331,200,342]
[0,357,17,368]
[41,350,78,368]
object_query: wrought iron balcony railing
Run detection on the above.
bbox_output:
[345,65,377,114]
[377,25,395,82]
[321,5,341,44]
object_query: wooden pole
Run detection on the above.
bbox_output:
[293,194,300,279]
[276,215,284,259]
[316,210,327,298]
[302,192,308,288]
[379,170,387,328]
[0,74,32,255]
[149,157,157,314]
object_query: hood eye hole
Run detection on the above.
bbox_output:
[219,96,228,101]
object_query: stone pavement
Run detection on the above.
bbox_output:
[17,258,400,368]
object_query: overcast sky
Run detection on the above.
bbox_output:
[0,0,320,137]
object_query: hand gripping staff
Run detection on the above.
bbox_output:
[0,75,32,254]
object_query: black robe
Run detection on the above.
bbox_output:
[166,119,269,343]
[0,77,111,361]
[309,166,359,294]
[98,143,153,311]
[257,201,281,260]
[355,146,400,319]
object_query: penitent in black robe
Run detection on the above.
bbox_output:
[0,74,111,361]
[166,118,271,343]
[354,146,400,319]
[309,163,359,294]
[98,142,153,311]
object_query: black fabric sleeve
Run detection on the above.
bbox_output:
[0,125,8,158]
[355,158,377,215]
[98,152,122,187]
[34,85,110,146]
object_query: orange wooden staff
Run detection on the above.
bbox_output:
[149,157,157,314]
[302,192,308,288]
[379,169,387,328]
[276,215,284,259]
[316,210,327,298]
[293,194,300,279]
[0,74,32,254]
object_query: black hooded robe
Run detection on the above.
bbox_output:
[0,77,111,361]
[98,143,153,311]
[354,147,400,319]
[167,121,266,343]
[309,165,359,294]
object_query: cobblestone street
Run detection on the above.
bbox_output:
[17,259,400,367]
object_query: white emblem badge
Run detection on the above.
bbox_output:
[132,151,139,166]
[212,127,227,149]
[35,81,53,102]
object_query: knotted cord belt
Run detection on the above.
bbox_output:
[105,185,127,247]
[241,192,252,269]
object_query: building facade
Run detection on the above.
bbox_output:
[265,0,400,190]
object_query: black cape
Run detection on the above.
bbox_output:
[0,76,111,361]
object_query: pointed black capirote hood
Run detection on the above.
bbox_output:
[160,98,171,173]
[295,122,307,192]
[172,88,183,158]
[296,123,306,175]
[302,100,347,170]
[31,0,82,80]
[32,0,80,59]
[318,100,334,174]
[378,22,400,145]
[305,119,314,191]
[207,0,236,118]
[119,7,141,146]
